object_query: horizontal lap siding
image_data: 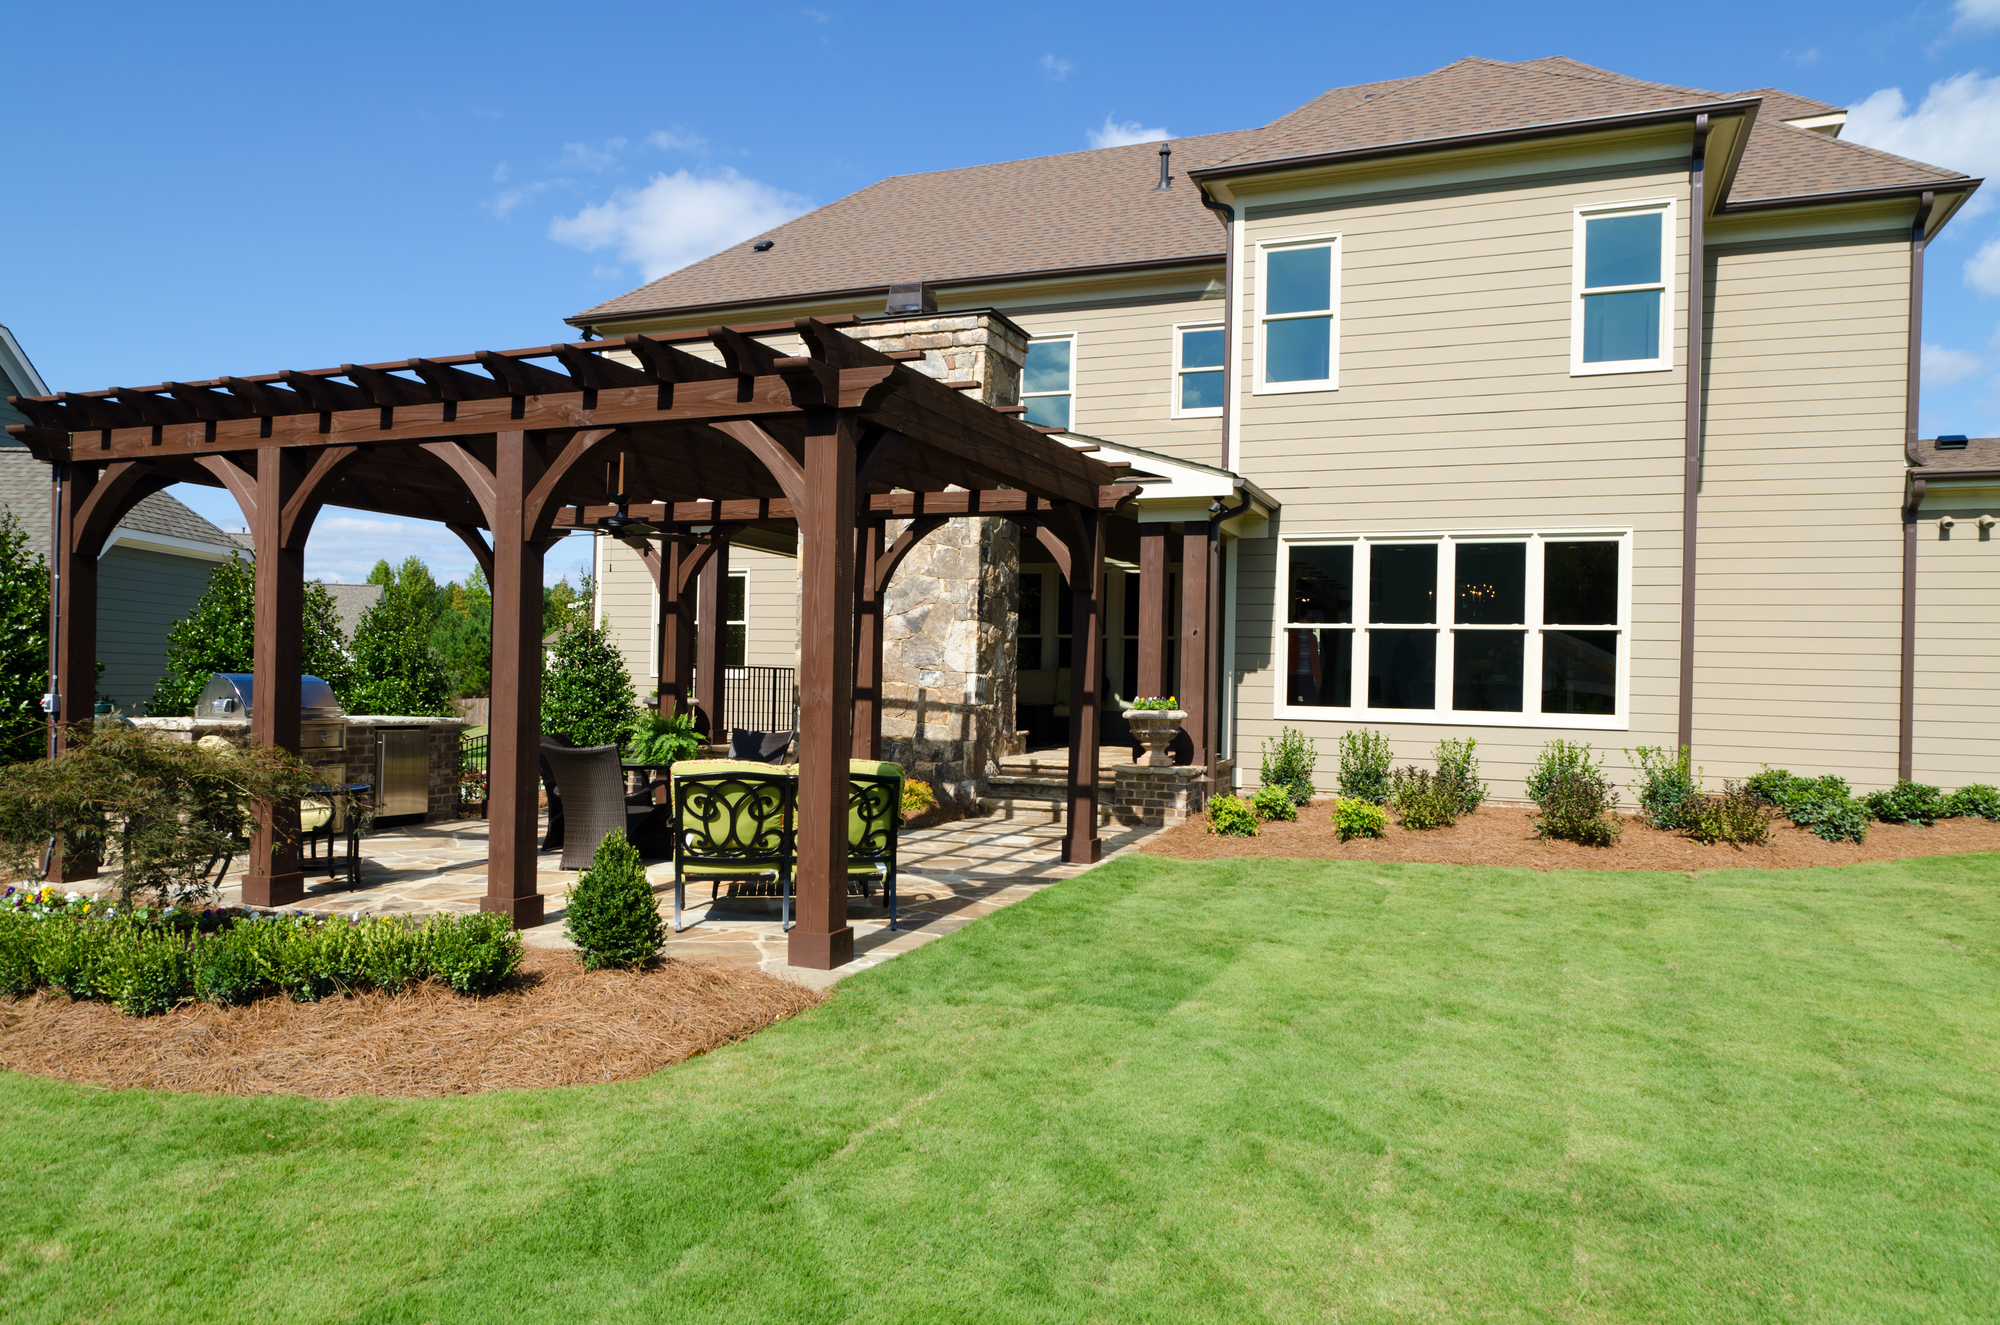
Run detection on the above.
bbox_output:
[596,540,801,696]
[1914,500,2000,789]
[96,546,222,713]
[1695,237,1909,790]
[595,538,655,695]
[736,546,800,669]
[1230,159,1690,801]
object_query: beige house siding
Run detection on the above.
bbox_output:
[1914,482,2000,790]
[1224,143,1694,801]
[594,537,656,695]
[594,536,800,701]
[736,545,801,669]
[1694,218,1914,790]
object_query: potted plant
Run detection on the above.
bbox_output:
[1124,696,1187,768]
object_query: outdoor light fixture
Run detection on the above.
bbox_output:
[1938,516,1956,532]
[1980,515,1998,531]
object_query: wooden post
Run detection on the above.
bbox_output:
[792,409,856,970]
[1180,523,1212,773]
[852,520,886,759]
[1063,508,1105,865]
[657,540,694,717]
[484,431,547,928]
[241,448,306,908]
[1136,523,1170,700]
[48,465,99,880]
[694,542,729,741]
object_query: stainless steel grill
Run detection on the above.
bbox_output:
[195,673,348,751]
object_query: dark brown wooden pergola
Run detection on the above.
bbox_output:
[6,315,1145,970]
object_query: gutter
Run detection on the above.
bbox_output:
[1719,179,1978,216]
[1197,185,1237,472]
[1900,191,1934,783]
[1678,114,1710,754]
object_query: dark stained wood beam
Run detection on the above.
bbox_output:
[476,351,574,397]
[621,335,734,383]
[280,371,370,413]
[407,358,513,403]
[552,483,1142,529]
[342,364,437,409]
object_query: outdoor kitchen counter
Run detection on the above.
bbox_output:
[134,716,469,824]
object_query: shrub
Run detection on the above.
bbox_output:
[1432,738,1487,815]
[425,913,523,995]
[1249,785,1297,822]
[1628,745,1702,831]
[563,830,664,970]
[1744,767,1796,807]
[194,921,267,1006]
[0,911,36,995]
[35,915,115,999]
[0,511,51,763]
[542,621,639,748]
[625,710,703,766]
[1259,727,1318,807]
[1861,779,1947,826]
[1336,729,1393,805]
[1765,774,1869,844]
[1331,797,1388,842]
[1205,794,1258,837]
[358,916,427,994]
[1388,766,1457,831]
[1525,740,1603,808]
[900,779,938,821]
[1946,784,2000,821]
[1527,742,1620,846]
[107,926,195,1017]
[1685,781,1774,846]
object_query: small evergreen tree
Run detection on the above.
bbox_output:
[431,566,491,699]
[0,513,50,763]
[149,555,353,716]
[563,829,664,969]
[542,620,637,747]
[347,562,454,717]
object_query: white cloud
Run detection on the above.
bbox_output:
[557,137,628,173]
[647,128,706,153]
[1950,0,2000,35]
[1968,236,2000,294]
[1923,342,1984,385]
[488,177,565,219]
[1783,43,1822,67]
[549,169,810,281]
[492,162,510,183]
[1845,71,2000,215]
[1040,53,1073,80]
[1087,115,1171,149]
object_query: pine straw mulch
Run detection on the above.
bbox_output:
[1143,803,2000,872]
[0,948,821,1099]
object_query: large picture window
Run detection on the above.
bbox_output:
[1023,334,1074,429]
[1571,200,1673,375]
[1255,237,1338,392]
[1279,532,1629,727]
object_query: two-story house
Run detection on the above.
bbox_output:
[568,56,1984,804]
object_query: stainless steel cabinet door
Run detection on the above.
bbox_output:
[375,728,429,818]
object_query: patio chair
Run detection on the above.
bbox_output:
[539,741,670,870]
[538,732,576,849]
[670,767,795,932]
[728,727,796,763]
[846,762,904,930]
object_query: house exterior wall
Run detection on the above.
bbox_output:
[95,543,223,713]
[1914,481,2000,789]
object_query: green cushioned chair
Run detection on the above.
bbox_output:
[846,760,904,930]
[669,767,794,932]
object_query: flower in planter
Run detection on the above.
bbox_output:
[1128,696,1181,712]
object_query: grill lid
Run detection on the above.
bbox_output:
[197,673,345,721]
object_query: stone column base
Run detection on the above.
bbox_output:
[1108,764,1209,828]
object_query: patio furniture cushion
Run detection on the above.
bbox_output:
[728,728,795,763]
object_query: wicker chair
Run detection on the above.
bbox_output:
[538,742,667,870]
[670,768,794,932]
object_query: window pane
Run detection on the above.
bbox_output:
[1266,246,1331,315]
[1584,212,1662,288]
[725,624,747,670]
[1288,544,1352,625]
[1180,369,1224,411]
[1581,290,1660,363]
[1023,393,1070,429]
[1180,327,1224,369]
[725,574,746,624]
[1024,339,1071,394]
[1287,628,1352,708]
[1265,316,1331,383]
[1369,543,1437,624]
[1453,631,1524,712]
[1367,630,1436,709]
[1542,630,1617,715]
[1454,543,1525,624]
[1543,542,1619,625]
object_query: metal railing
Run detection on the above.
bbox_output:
[458,732,489,817]
[721,666,798,736]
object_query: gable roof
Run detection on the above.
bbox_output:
[573,56,1977,328]
[115,491,244,551]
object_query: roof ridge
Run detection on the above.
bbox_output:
[861,126,1258,189]
[1499,55,1723,102]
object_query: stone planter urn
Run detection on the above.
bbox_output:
[1124,709,1188,768]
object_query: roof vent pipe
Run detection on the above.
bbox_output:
[1156,142,1172,190]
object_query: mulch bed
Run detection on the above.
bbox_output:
[0,949,821,1098]
[1143,803,2000,871]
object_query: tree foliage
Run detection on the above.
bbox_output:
[541,620,637,748]
[148,555,354,717]
[0,513,50,765]
[432,566,491,699]
[347,558,454,717]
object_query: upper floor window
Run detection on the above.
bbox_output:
[1572,201,1673,374]
[1173,323,1225,417]
[1256,237,1339,392]
[1023,335,1074,429]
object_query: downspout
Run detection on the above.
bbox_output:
[1677,113,1709,754]
[1900,190,1936,782]
[1206,493,1250,788]
[1199,187,1236,472]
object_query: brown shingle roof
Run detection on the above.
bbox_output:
[574,56,1977,327]
[1914,438,2000,474]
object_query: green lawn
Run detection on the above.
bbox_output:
[4,853,1999,1323]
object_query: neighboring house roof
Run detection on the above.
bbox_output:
[0,322,51,434]
[0,447,239,563]
[573,56,1976,329]
[114,491,245,551]
[1913,437,2000,476]
[321,582,384,638]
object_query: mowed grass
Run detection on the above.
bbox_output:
[4,853,1999,1323]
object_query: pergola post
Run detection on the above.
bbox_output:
[1180,523,1212,773]
[852,520,886,759]
[1135,523,1170,700]
[241,448,308,907]
[485,431,547,928]
[694,542,729,742]
[656,539,695,718]
[1063,508,1106,865]
[792,409,857,970]
[48,466,101,880]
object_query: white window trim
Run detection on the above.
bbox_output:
[1570,198,1675,377]
[1253,234,1340,395]
[1272,528,1633,731]
[1022,332,1077,430]
[1171,320,1225,419]
[725,570,748,670]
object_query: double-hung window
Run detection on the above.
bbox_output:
[1172,322,1224,417]
[724,572,747,669]
[1023,334,1074,429]
[1279,532,1629,727]
[1256,237,1338,391]
[1572,200,1673,374]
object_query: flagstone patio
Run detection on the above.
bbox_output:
[214,811,1163,991]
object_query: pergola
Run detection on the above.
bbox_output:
[6,315,1157,969]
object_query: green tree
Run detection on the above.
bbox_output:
[0,513,50,764]
[148,555,354,717]
[431,566,491,699]
[542,572,595,639]
[347,562,454,717]
[541,620,637,747]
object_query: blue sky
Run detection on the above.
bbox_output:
[5,1,1999,586]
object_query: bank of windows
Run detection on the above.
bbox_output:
[1023,334,1074,429]
[1173,322,1225,417]
[1280,533,1628,727]
[1572,200,1674,375]
[1255,236,1338,393]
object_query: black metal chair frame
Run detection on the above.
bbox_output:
[846,772,902,931]
[672,771,795,933]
